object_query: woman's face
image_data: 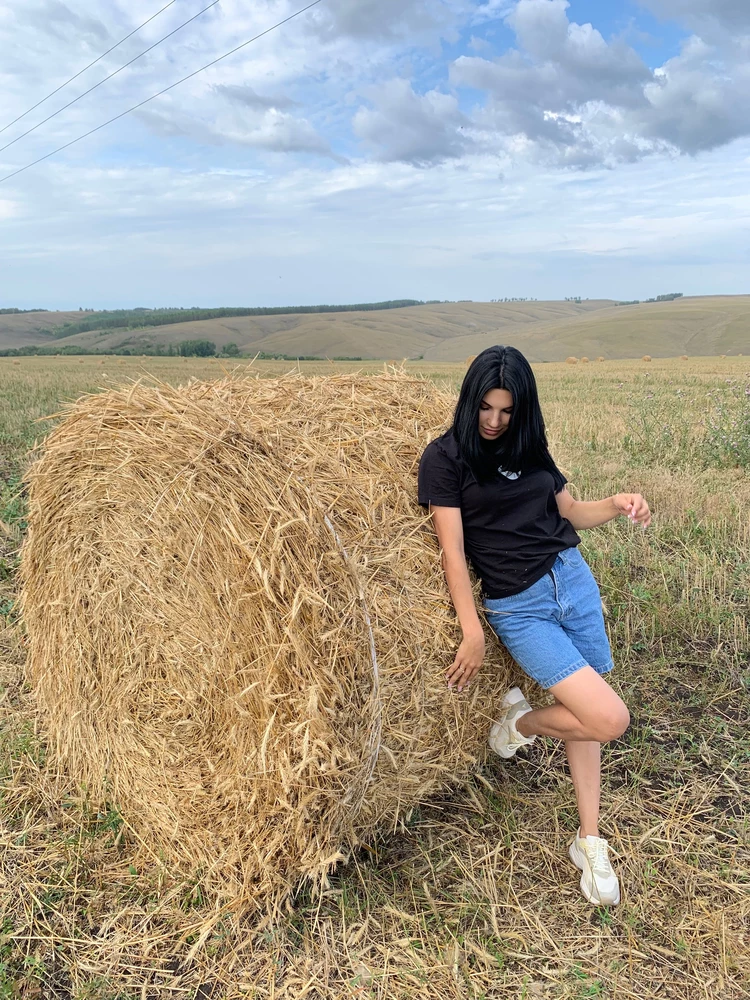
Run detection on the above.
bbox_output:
[478,388,513,440]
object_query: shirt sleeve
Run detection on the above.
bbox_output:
[553,463,568,493]
[418,441,462,509]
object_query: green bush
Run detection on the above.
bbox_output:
[178,340,216,358]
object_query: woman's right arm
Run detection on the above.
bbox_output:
[429,505,485,691]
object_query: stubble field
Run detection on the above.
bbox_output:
[0,355,748,999]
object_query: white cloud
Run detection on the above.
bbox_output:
[449,0,750,166]
[138,104,338,158]
[213,84,297,111]
[353,79,471,164]
[472,0,515,25]
[636,35,750,153]
[641,0,750,34]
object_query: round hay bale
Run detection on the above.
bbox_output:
[641,355,652,362]
[596,356,605,362]
[565,356,578,365]
[12,360,20,365]
[680,355,689,360]
[580,357,589,364]
[21,373,512,908]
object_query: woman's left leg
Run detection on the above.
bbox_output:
[562,733,601,839]
[515,671,624,838]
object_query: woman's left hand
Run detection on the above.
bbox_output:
[613,493,651,527]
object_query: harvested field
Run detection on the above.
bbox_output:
[0,355,748,999]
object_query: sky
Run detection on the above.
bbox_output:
[0,0,749,309]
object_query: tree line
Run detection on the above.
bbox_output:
[0,339,364,360]
[0,307,49,315]
[615,292,683,306]
[36,301,427,339]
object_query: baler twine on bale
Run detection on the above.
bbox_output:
[321,509,382,811]
[20,371,516,911]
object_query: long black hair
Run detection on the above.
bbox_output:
[451,345,565,490]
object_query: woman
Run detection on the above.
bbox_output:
[418,345,650,906]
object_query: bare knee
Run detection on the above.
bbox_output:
[591,703,630,742]
[554,692,630,741]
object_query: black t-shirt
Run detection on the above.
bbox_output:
[418,430,581,598]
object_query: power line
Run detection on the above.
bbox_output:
[0,0,221,156]
[0,0,324,185]
[0,0,181,136]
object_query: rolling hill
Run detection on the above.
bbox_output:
[2,296,748,359]
[0,311,84,349]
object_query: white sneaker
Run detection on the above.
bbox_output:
[488,687,536,759]
[568,828,621,905]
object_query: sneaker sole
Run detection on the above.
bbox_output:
[568,842,621,906]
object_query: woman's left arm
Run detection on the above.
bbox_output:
[556,488,651,530]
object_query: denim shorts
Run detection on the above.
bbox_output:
[483,547,613,690]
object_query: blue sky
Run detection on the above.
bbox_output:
[0,0,749,309]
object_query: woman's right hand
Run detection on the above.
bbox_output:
[446,630,485,692]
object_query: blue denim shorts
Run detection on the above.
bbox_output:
[483,547,613,690]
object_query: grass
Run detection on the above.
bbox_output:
[0,355,748,998]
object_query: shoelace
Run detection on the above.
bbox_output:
[584,838,612,876]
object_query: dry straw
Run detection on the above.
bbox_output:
[20,371,512,911]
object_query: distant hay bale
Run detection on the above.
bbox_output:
[641,355,652,362]
[720,354,726,359]
[565,356,578,365]
[680,355,689,360]
[580,357,589,364]
[596,356,605,362]
[12,360,20,365]
[20,373,512,909]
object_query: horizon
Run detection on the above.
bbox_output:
[5,291,750,314]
